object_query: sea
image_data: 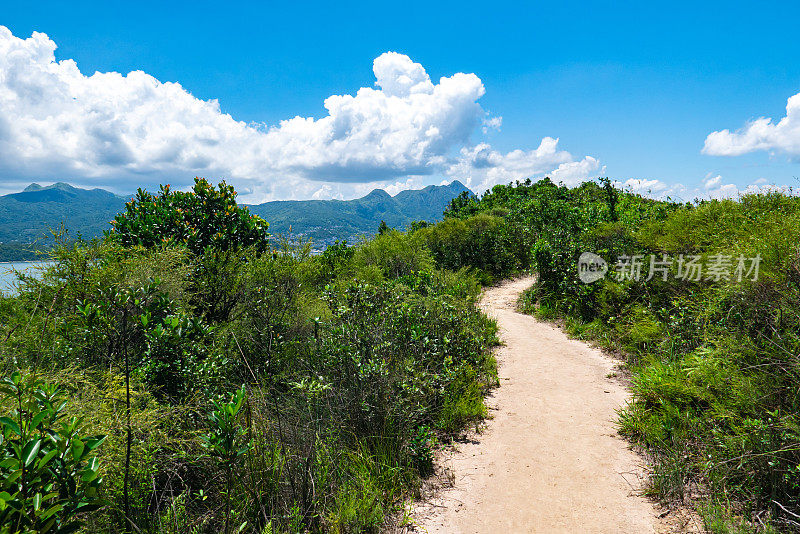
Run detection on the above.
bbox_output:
[0,261,52,296]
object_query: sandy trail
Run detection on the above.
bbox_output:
[411,276,661,533]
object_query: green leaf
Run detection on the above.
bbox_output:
[84,436,106,451]
[22,439,41,467]
[81,469,98,483]
[0,458,19,470]
[37,449,59,470]
[41,491,59,503]
[5,469,22,485]
[0,417,21,436]
[31,410,50,429]
[39,503,63,521]
[70,438,85,461]
[40,517,57,533]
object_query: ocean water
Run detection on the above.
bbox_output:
[0,261,52,295]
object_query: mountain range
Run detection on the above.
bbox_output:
[247,181,470,244]
[0,183,128,245]
[0,180,471,257]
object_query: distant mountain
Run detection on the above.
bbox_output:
[246,181,471,245]
[0,180,471,255]
[0,182,127,244]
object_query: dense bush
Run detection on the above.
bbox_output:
[0,371,106,533]
[0,180,499,533]
[110,177,269,255]
[416,213,528,282]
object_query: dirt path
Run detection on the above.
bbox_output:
[410,277,662,533]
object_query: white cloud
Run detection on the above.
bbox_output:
[616,178,669,195]
[613,173,797,202]
[0,26,599,201]
[696,173,794,200]
[445,138,602,194]
[703,92,800,157]
[703,173,722,189]
[482,116,502,134]
[550,156,604,185]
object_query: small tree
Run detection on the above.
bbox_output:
[109,177,269,255]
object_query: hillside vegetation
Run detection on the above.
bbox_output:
[248,181,470,245]
[2,175,798,532]
[0,183,127,244]
[0,178,498,533]
[445,178,800,533]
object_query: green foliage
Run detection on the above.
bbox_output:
[500,180,800,531]
[202,386,251,534]
[351,229,435,279]
[109,177,269,255]
[443,189,479,219]
[0,371,106,533]
[0,180,500,533]
[202,386,250,465]
[418,213,528,282]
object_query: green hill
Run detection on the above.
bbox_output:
[0,182,128,245]
[0,180,471,258]
[247,181,471,245]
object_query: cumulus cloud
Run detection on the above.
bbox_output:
[445,138,602,194]
[0,26,598,201]
[703,92,800,157]
[695,173,788,200]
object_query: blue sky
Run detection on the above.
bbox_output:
[2,1,799,201]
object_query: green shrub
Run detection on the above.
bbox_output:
[0,177,504,533]
[0,371,106,533]
[508,184,800,530]
[351,230,434,279]
[418,212,528,281]
[109,177,269,255]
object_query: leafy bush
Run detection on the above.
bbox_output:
[109,177,269,255]
[0,371,106,533]
[487,180,800,531]
[0,176,501,532]
[417,213,528,281]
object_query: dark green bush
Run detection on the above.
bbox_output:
[109,177,269,255]
[0,371,106,533]
[0,176,501,532]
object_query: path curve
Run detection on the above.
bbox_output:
[411,277,661,533]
